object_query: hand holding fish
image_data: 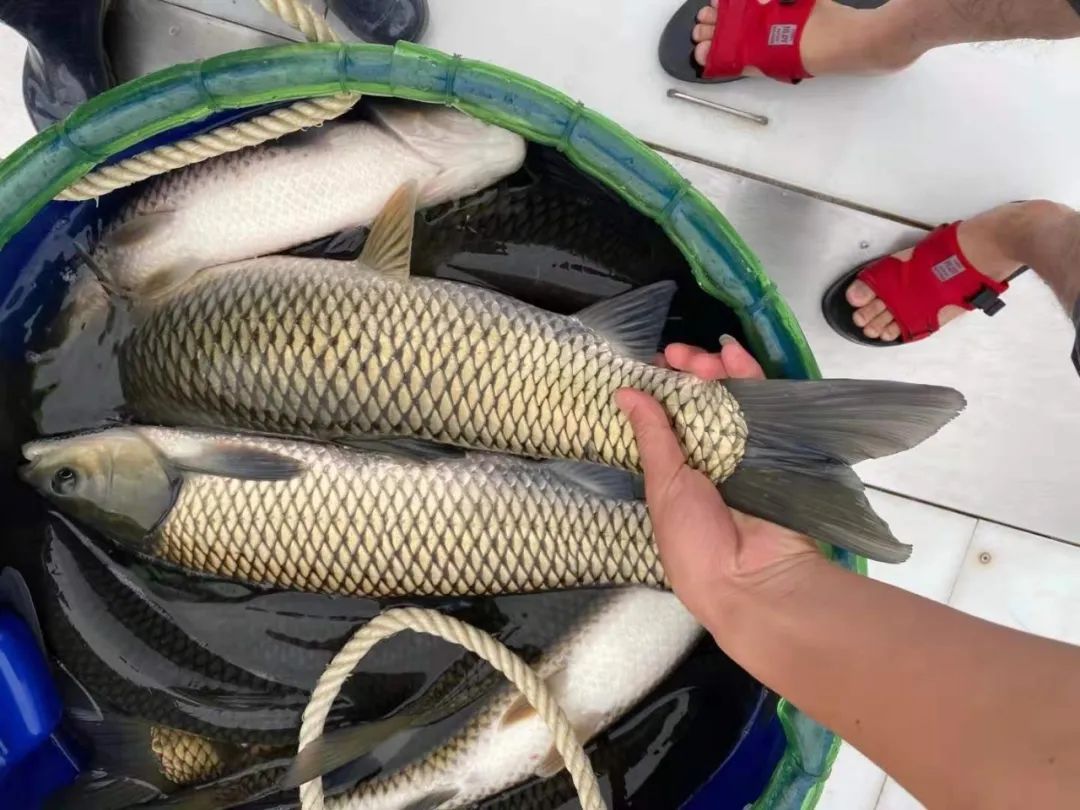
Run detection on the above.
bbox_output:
[623,338,1080,810]
[616,337,818,629]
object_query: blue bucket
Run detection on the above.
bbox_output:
[0,41,858,809]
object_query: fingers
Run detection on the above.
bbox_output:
[664,343,727,380]
[614,389,687,485]
[717,335,766,380]
[663,337,766,381]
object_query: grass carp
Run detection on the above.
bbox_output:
[113,183,964,561]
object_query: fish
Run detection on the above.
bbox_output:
[22,427,661,598]
[313,588,703,810]
[289,147,684,314]
[89,101,526,300]
[115,183,965,562]
[36,515,522,752]
[38,517,345,745]
[48,101,525,348]
[45,659,289,810]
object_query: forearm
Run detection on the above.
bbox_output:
[882,0,1080,50]
[707,556,1080,809]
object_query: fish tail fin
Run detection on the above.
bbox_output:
[723,379,966,563]
[369,101,526,205]
[43,712,169,810]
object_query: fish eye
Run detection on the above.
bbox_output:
[51,467,79,495]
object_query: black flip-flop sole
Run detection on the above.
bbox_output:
[659,0,743,84]
[658,0,889,84]
[821,258,903,348]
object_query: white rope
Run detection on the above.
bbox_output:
[297,607,605,810]
[55,0,359,201]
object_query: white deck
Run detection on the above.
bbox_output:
[3,6,1080,808]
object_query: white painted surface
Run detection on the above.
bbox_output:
[875,778,926,810]
[426,0,1080,224]
[818,743,886,810]
[865,491,976,602]
[667,153,1080,543]
[950,521,1080,645]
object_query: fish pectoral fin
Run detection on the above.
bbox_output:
[533,709,607,779]
[546,461,642,500]
[401,788,461,810]
[160,436,307,481]
[573,281,677,362]
[281,716,411,789]
[358,180,418,280]
[62,710,169,790]
[499,694,538,728]
[334,435,465,463]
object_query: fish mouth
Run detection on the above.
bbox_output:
[17,458,38,486]
[19,441,52,486]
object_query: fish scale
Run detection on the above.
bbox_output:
[120,257,747,482]
[125,430,664,598]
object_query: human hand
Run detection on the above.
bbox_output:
[615,337,820,629]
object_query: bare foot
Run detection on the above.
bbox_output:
[691,0,922,77]
[844,203,1045,342]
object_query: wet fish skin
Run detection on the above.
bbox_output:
[23,427,664,598]
[119,253,746,483]
[91,103,525,299]
[148,727,266,788]
[39,522,326,745]
[331,589,703,810]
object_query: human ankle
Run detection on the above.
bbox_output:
[802,2,927,76]
[994,200,1077,268]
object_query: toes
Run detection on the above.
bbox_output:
[692,23,714,43]
[694,40,711,67]
[845,278,876,308]
[852,298,886,328]
[881,323,901,342]
[696,6,717,23]
[863,310,895,339]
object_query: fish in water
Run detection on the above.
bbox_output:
[115,183,964,562]
[51,101,525,346]
[38,518,347,745]
[90,101,526,299]
[22,427,661,598]
[315,588,703,810]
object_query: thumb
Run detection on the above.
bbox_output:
[614,388,687,484]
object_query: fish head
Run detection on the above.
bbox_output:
[369,101,526,205]
[20,429,179,547]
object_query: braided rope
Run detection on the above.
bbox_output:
[55,0,358,201]
[297,607,605,810]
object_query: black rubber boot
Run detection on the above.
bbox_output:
[328,0,429,44]
[0,0,112,131]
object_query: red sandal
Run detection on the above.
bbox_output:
[658,0,817,84]
[821,222,1017,347]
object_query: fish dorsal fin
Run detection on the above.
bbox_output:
[152,433,306,481]
[547,460,641,500]
[574,281,677,362]
[334,435,464,462]
[358,181,418,280]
